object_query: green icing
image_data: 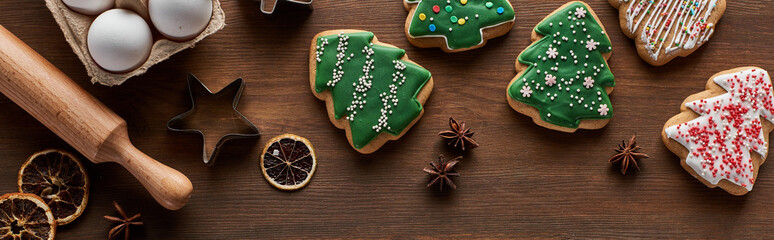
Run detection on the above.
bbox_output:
[314,31,432,149]
[507,2,614,129]
[407,0,514,50]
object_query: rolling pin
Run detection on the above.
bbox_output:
[0,25,192,210]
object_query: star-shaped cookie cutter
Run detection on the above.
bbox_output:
[167,74,261,166]
[260,0,313,14]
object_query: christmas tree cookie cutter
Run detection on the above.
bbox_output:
[167,74,261,166]
[260,0,313,14]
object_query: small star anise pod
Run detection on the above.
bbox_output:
[439,117,479,151]
[424,155,461,191]
[104,201,143,240]
[609,134,649,175]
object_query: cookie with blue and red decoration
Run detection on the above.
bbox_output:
[403,0,515,52]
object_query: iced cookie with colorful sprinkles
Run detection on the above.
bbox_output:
[609,0,726,66]
[310,30,434,153]
[662,67,774,196]
[506,1,615,133]
[403,0,515,52]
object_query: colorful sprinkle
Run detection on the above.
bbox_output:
[497,7,504,14]
[406,0,516,50]
[620,0,718,62]
[485,2,493,8]
[432,5,440,13]
[429,24,436,32]
[419,13,426,21]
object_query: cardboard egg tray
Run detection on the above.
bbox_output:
[44,0,225,86]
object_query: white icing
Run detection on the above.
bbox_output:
[521,86,532,97]
[597,104,609,116]
[665,68,774,191]
[621,0,718,61]
[585,39,598,51]
[582,77,594,88]
[546,47,558,59]
[545,74,557,86]
[574,7,587,18]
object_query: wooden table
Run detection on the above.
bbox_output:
[0,0,772,238]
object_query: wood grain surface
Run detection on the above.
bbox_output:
[0,0,772,238]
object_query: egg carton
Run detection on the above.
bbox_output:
[44,0,226,86]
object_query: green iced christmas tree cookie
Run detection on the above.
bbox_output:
[310,30,433,153]
[506,1,615,132]
[404,0,515,52]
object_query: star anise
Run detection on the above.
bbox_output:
[424,155,461,191]
[104,201,143,240]
[439,117,479,151]
[609,134,649,175]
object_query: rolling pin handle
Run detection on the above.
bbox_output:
[98,125,193,210]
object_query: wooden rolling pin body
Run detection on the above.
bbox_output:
[0,25,192,210]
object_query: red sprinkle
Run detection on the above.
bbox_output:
[668,70,774,189]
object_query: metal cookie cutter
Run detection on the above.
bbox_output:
[167,74,261,166]
[260,0,313,14]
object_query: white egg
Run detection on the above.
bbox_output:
[149,0,213,41]
[62,0,113,15]
[87,9,153,73]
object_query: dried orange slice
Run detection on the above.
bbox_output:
[261,134,317,190]
[0,193,56,240]
[18,150,89,225]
